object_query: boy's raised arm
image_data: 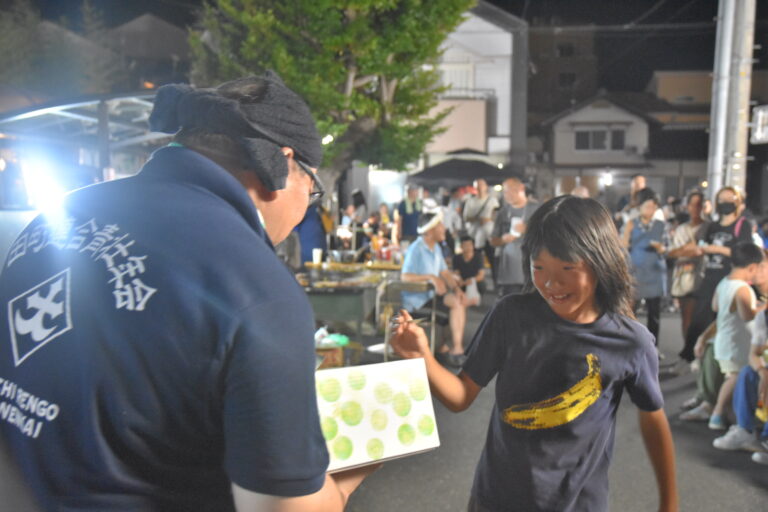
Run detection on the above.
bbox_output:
[735,285,763,321]
[638,409,678,512]
[391,309,482,412]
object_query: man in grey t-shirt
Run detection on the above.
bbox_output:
[490,176,538,297]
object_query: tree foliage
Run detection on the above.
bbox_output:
[80,0,125,94]
[0,0,49,96]
[190,0,475,183]
[0,0,124,101]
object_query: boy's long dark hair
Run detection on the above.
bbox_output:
[521,195,635,318]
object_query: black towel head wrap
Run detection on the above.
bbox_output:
[149,71,322,191]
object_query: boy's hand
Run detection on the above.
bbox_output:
[390,309,430,359]
[694,337,707,359]
[638,410,678,512]
[758,368,768,407]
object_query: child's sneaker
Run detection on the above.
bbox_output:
[680,402,711,421]
[660,358,691,377]
[680,395,700,411]
[751,452,768,465]
[708,414,728,430]
[713,426,763,451]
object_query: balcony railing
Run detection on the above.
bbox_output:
[439,88,496,100]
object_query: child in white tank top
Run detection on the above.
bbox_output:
[709,242,766,430]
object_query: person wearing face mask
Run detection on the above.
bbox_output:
[678,186,755,376]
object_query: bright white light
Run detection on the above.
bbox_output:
[0,158,5,172]
[322,134,334,145]
[368,169,407,207]
[494,185,502,192]
[21,158,66,212]
[497,163,503,169]
[701,180,709,188]
[600,173,613,187]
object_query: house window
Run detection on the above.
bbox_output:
[557,43,575,57]
[592,130,607,149]
[574,129,625,151]
[611,130,625,150]
[558,72,576,88]
[575,131,590,150]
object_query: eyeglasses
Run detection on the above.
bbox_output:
[295,159,325,207]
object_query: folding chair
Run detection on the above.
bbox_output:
[378,280,447,361]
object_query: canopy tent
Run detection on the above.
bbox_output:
[0,92,168,209]
[0,92,167,178]
[406,158,513,189]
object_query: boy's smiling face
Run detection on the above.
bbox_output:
[531,248,600,324]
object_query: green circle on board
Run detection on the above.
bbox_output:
[417,415,435,436]
[370,409,388,431]
[374,382,393,404]
[348,370,366,390]
[340,401,364,426]
[409,378,428,401]
[318,378,342,402]
[321,417,338,441]
[392,392,412,417]
[366,438,385,460]
[398,424,416,446]
[333,436,353,460]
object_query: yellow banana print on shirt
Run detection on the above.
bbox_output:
[503,354,602,430]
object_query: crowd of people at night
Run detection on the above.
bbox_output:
[2,65,766,511]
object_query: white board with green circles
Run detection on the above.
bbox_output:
[315,358,440,472]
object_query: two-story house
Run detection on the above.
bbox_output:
[426,1,526,163]
[536,69,768,210]
[538,92,708,209]
[362,1,527,210]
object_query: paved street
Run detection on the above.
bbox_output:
[1,289,767,511]
[347,291,768,511]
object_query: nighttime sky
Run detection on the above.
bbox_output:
[32,0,768,92]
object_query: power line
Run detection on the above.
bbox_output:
[535,0,714,96]
[624,0,673,27]
[529,21,715,33]
[597,0,713,76]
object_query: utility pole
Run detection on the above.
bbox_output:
[707,0,757,197]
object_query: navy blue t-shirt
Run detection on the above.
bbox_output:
[0,147,328,510]
[462,293,663,512]
[453,252,484,282]
[397,199,421,238]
